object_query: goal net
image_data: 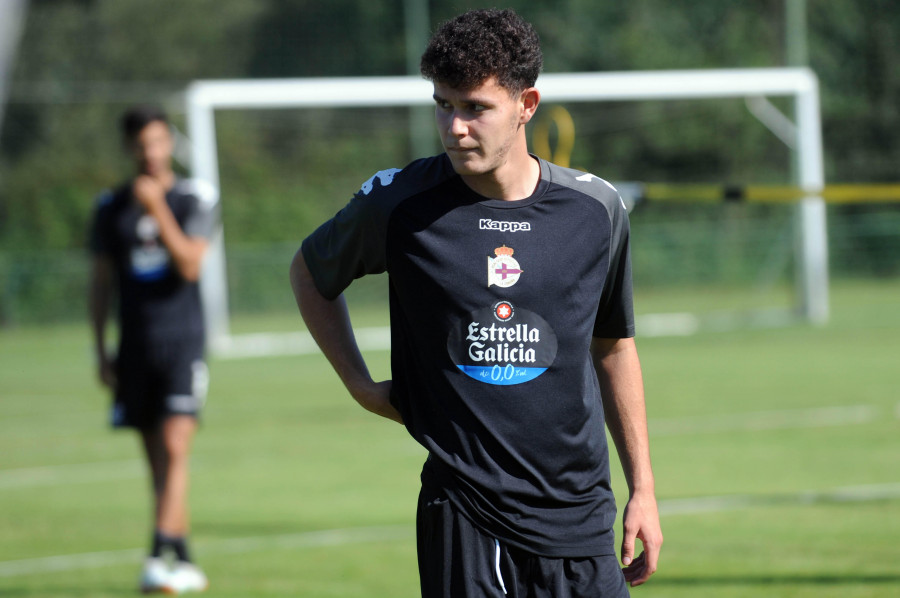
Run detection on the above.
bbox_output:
[184,69,826,357]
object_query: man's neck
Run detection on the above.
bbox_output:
[142,169,176,191]
[460,153,541,202]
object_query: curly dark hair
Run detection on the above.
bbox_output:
[420,8,542,94]
[120,105,168,142]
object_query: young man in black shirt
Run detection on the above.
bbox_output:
[292,9,662,597]
[89,106,217,594]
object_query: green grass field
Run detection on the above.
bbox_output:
[1,279,898,597]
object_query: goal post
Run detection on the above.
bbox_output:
[185,68,826,353]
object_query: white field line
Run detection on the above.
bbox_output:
[213,327,391,360]
[3,483,900,577]
[649,404,880,437]
[212,310,733,359]
[0,525,412,578]
[200,524,412,555]
[0,547,146,578]
[2,404,892,490]
[0,459,144,489]
[635,313,700,337]
[659,482,900,516]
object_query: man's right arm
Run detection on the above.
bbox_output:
[88,255,116,389]
[289,249,401,424]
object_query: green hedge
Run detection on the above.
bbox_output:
[3,207,896,327]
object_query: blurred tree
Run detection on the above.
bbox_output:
[2,0,899,324]
[809,0,900,181]
[0,0,897,248]
[1,0,264,252]
[809,0,900,276]
[246,0,406,77]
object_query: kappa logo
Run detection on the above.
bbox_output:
[480,218,531,233]
[488,245,523,288]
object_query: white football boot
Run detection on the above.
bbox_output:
[139,557,172,593]
[161,561,209,594]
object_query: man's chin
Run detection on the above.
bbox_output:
[140,162,168,177]
[447,156,487,177]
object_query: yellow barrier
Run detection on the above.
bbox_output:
[640,183,900,204]
[534,105,900,204]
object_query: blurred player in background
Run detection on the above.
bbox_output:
[292,8,662,597]
[88,105,217,594]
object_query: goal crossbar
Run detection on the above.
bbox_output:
[185,68,826,352]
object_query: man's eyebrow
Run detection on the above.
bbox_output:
[432,93,492,105]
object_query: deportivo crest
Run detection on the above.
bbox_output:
[131,214,169,281]
[488,246,523,288]
[136,214,160,241]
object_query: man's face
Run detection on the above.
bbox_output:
[433,77,528,177]
[130,120,173,178]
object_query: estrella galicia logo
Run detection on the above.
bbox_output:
[493,301,514,321]
[448,300,558,386]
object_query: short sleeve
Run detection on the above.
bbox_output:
[178,179,219,240]
[300,190,390,300]
[592,194,635,338]
[300,160,444,300]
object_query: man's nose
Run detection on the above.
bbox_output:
[448,112,467,137]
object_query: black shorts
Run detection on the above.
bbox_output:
[417,480,629,598]
[112,336,208,430]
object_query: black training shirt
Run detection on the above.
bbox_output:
[90,178,218,345]
[302,154,634,557]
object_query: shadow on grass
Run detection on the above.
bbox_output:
[5,574,898,596]
[654,573,900,587]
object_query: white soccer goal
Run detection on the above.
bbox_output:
[184,68,826,355]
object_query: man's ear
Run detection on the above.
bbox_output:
[519,87,541,124]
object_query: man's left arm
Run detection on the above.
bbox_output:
[592,336,663,587]
[133,175,208,282]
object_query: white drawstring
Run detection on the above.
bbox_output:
[494,538,508,595]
